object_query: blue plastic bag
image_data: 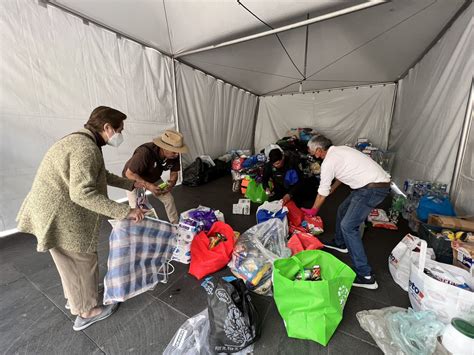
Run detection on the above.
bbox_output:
[416,195,455,222]
[256,208,288,224]
[284,169,299,187]
[242,155,258,168]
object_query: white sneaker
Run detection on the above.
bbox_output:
[73,304,118,331]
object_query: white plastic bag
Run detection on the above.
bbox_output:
[408,239,474,323]
[228,219,291,296]
[389,234,435,291]
[171,206,225,264]
[256,200,289,237]
[163,309,211,355]
[163,309,254,355]
[264,144,283,159]
[357,307,449,355]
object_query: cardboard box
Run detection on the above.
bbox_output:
[233,199,250,215]
[428,214,474,232]
[451,240,474,272]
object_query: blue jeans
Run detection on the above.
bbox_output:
[334,187,390,276]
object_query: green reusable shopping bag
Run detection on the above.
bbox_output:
[273,250,356,346]
[245,179,268,204]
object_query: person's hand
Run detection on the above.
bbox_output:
[282,194,291,204]
[301,207,319,216]
[161,181,175,194]
[145,183,162,196]
[127,208,145,222]
[134,180,146,189]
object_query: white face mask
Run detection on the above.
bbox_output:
[107,130,124,147]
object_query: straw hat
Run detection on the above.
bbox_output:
[153,130,188,153]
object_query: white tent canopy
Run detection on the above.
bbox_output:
[52,0,465,95]
[0,0,472,232]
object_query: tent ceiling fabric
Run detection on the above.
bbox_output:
[53,0,356,54]
[52,0,466,95]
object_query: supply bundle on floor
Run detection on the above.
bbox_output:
[103,219,176,304]
[273,250,356,346]
[202,277,261,353]
[228,218,291,296]
[172,206,225,264]
[189,221,235,279]
[407,240,474,324]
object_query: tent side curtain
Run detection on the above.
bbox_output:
[254,84,396,153]
[452,103,473,215]
[0,0,175,231]
[176,62,258,167]
[388,4,473,209]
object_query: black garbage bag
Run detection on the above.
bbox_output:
[183,158,230,187]
[182,157,208,186]
[202,277,261,353]
[206,159,231,181]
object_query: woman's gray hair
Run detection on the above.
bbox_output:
[307,135,333,152]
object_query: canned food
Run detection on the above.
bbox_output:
[311,265,321,281]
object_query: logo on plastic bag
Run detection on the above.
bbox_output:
[224,306,252,346]
[338,285,349,307]
[171,328,188,349]
[408,280,424,304]
[201,278,215,295]
[388,253,399,266]
[216,288,232,304]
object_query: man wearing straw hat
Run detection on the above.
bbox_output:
[123,130,188,224]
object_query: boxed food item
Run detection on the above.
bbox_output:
[233,199,251,215]
[428,214,474,232]
[451,240,474,272]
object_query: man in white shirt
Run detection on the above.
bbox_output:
[302,135,391,290]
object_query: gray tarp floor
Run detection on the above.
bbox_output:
[0,175,411,354]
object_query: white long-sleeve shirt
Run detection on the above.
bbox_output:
[318,146,390,196]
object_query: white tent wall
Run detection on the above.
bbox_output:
[255,84,396,153]
[176,63,258,167]
[388,4,473,210]
[0,0,176,232]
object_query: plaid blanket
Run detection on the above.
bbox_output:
[103,218,177,305]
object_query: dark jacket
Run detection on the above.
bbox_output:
[262,153,303,198]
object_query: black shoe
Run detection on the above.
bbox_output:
[323,240,348,254]
[353,275,378,290]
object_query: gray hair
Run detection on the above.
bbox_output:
[307,135,333,152]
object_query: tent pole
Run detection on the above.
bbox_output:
[251,98,261,154]
[450,78,474,199]
[175,0,387,58]
[385,82,399,151]
[171,59,185,180]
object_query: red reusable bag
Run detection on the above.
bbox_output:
[285,201,305,226]
[189,221,235,279]
[287,232,324,255]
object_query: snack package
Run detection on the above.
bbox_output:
[372,220,398,230]
[158,181,169,190]
[368,209,389,222]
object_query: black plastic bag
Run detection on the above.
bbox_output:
[206,159,230,181]
[202,277,261,353]
[183,157,230,187]
[183,157,208,186]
